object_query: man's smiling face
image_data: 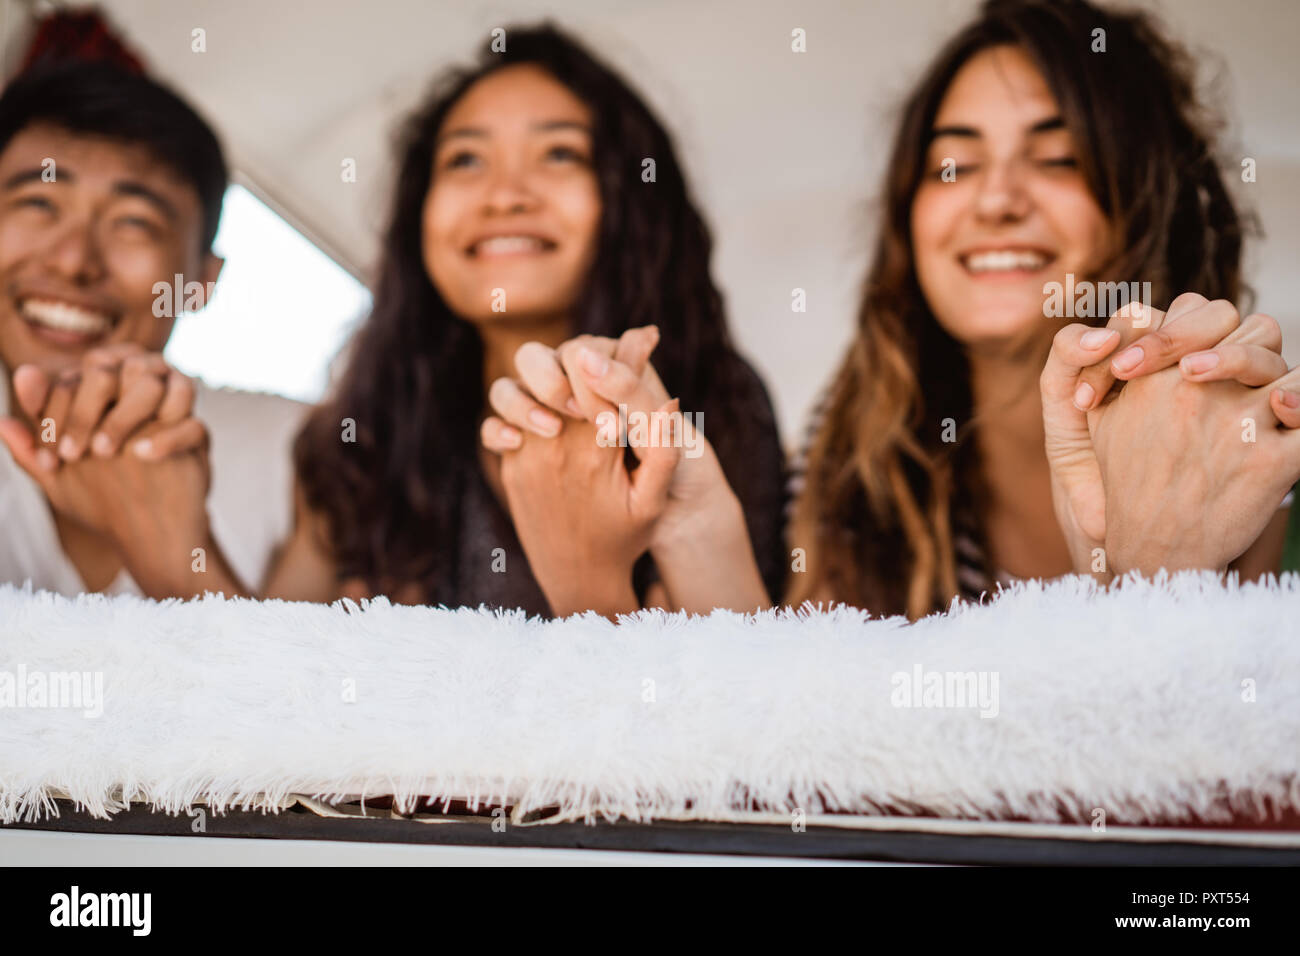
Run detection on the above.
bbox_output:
[0,123,219,374]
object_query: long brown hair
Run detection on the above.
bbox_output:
[788,0,1248,619]
[295,25,765,602]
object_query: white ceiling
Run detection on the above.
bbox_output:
[11,0,1300,437]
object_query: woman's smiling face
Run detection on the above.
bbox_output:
[910,45,1111,353]
[423,63,601,326]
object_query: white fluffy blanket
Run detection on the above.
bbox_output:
[1,573,1298,828]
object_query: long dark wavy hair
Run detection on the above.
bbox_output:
[296,24,751,601]
[788,0,1249,619]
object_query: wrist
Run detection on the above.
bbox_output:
[1106,547,1225,580]
[649,489,769,613]
[650,482,744,558]
[545,569,639,620]
[120,522,223,599]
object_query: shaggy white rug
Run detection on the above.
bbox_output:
[1,572,1298,828]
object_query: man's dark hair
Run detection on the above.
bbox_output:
[0,61,227,250]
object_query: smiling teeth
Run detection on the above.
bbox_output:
[474,236,548,256]
[20,298,111,335]
[965,250,1048,273]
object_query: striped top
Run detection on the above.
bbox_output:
[787,389,999,607]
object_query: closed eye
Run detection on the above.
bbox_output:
[544,144,590,165]
[116,215,162,236]
[13,195,55,211]
[932,163,978,179]
[442,150,483,171]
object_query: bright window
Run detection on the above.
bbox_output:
[164,184,371,403]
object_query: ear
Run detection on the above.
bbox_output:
[201,251,224,291]
[183,250,223,313]
[155,251,224,350]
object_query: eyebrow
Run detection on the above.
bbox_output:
[436,119,592,147]
[928,115,1066,142]
[2,167,177,220]
[3,167,73,189]
[437,126,488,145]
[533,120,590,134]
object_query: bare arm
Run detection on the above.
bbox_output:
[260,478,343,603]
[648,481,770,614]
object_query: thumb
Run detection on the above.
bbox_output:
[1050,448,1108,545]
[612,325,660,376]
[12,363,53,422]
[0,416,55,488]
[1041,324,1121,412]
[629,399,682,523]
[1041,325,1119,545]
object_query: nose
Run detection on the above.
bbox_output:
[44,217,107,284]
[973,155,1031,224]
[481,158,540,216]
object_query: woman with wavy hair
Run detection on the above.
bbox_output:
[785,0,1300,618]
[105,24,786,612]
[288,24,789,612]
[481,0,1300,619]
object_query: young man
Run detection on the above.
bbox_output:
[0,62,305,597]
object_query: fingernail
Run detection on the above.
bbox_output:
[1080,329,1114,349]
[565,397,581,416]
[579,347,608,378]
[132,438,153,459]
[36,448,57,472]
[58,436,79,460]
[1180,351,1219,375]
[500,425,523,448]
[1072,382,1095,410]
[1111,346,1143,374]
[528,408,560,436]
[1276,389,1300,409]
[91,432,113,457]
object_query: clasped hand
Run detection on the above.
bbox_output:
[0,344,211,582]
[1042,293,1300,578]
